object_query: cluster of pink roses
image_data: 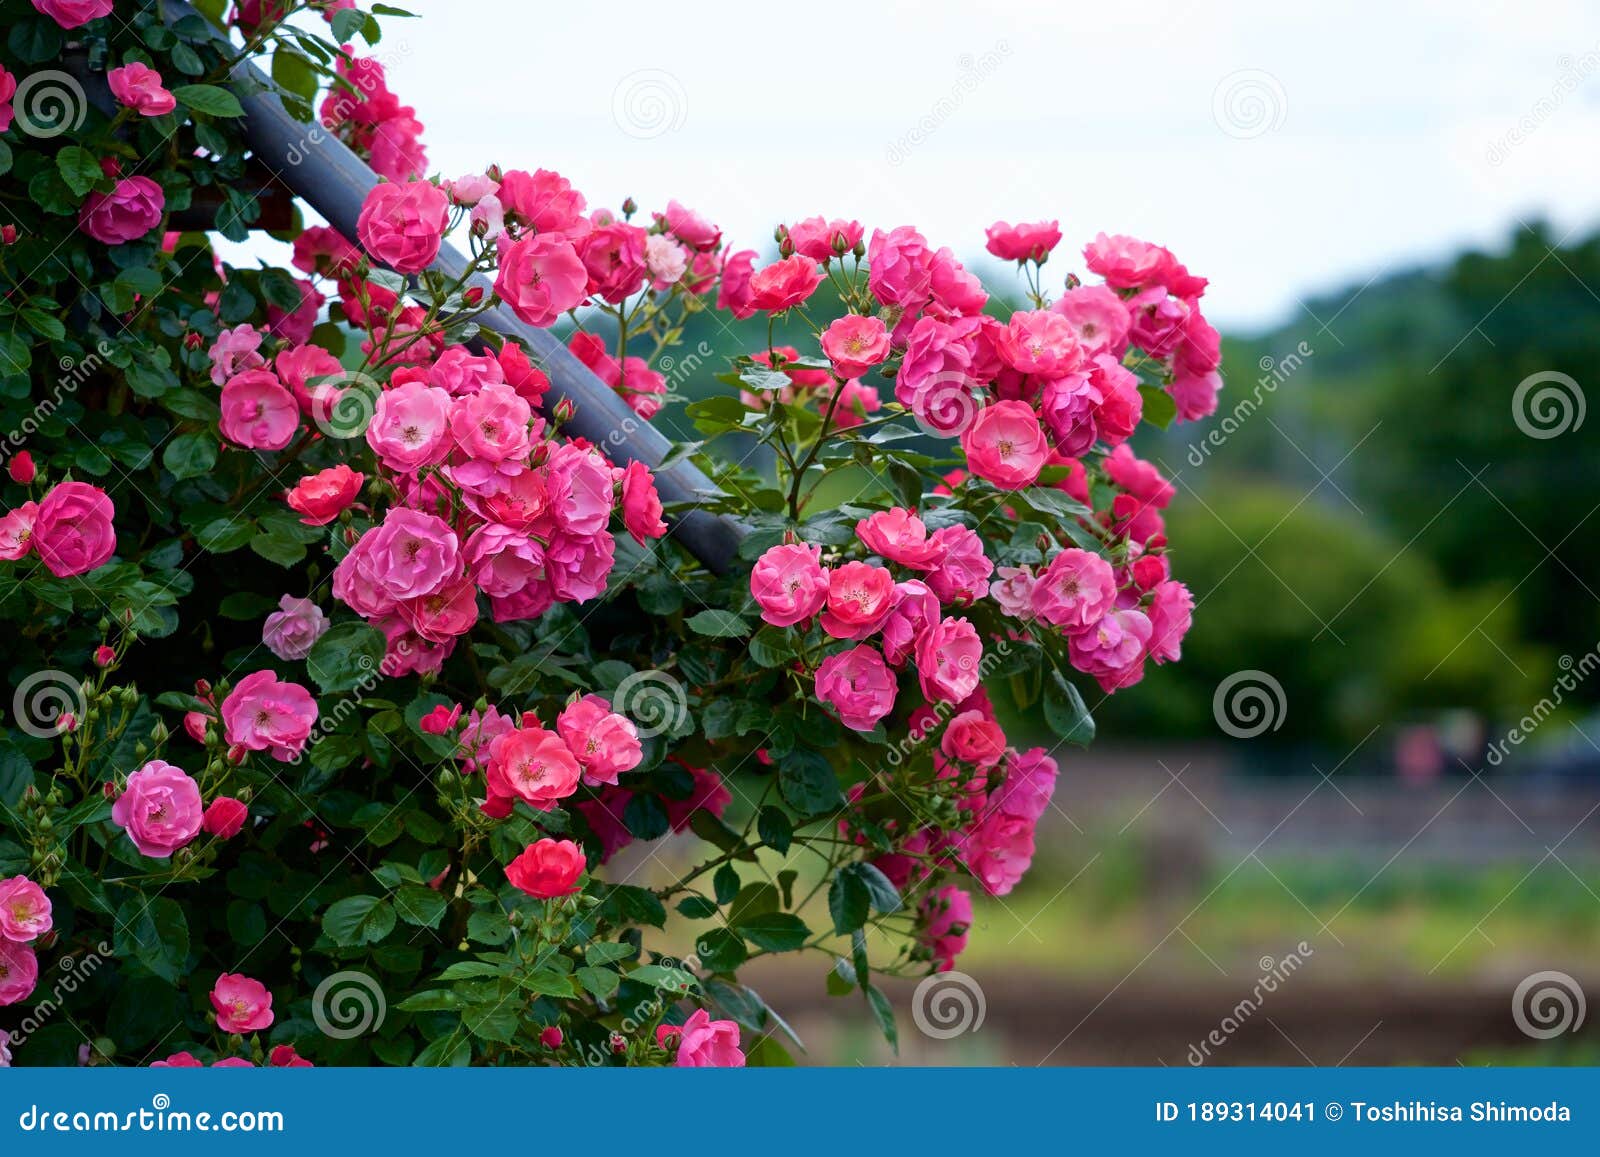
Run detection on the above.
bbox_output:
[319,48,427,184]
[149,971,313,1067]
[0,479,117,578]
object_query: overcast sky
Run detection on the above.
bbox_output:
[343,0,1600,332]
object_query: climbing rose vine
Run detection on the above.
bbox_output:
[0,0,1218,1068]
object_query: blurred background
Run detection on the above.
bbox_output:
[320,0,1600,1064]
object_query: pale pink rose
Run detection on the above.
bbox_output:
[880,579,940,668]
[915,616,982,704]
[33,481,116,578]
[556,694,643,786]
[918,884,973,971]
[658,1008,745,1067]
[362,508,461,602]
[448,383,532,488]
[367,379,452,472]
[356,179,448,273]
[1083,232,1167,289]
[0,503,37,561]
[1068,608,1152,692]
[221,671,318,762]
[262,594,330,660]
[544,530,615,604]
[989,565,1036,619]
[220,369,298,450]
[0,876,52,942]
[820,561,897,640]
[786,215,862,261]
[855,508,945,570]
[984,219,1062,263]
[0,940,38,1007]
[107,62,175,116]
[468,193,505,242]
[814,646,897,732]
[446,172,496,206]
[618,460,666,544]
[78,174,163,246]
[924,526,994,604]
[662,200,722,251]
[962,810,1035,896]
[821,314,890,380]
[1147,580,1194,664]
[32,0,114,28]
[111,760,203,858]
[494,233,588,327]
[463,523,544,599]
[750,543,828,628]
[545,443,614,536]
[988,746,1058,822]
[1030,548,1116,631]
[1052,284,1132,358]
[941,710,1007,769]
[211,973,274,1034]
[866,225,933,309]
[644,232,688,289]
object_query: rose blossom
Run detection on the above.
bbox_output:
[220,369,298,450]
[750,543,828,627]
[989,746,1059,823]
[545,443,614,535]
[855,508,945,570]
[203,797,249,839]
[819,561,897,640]
[984,219,1062,263]
[716,248,758,319]
[0,941,38,1007]
[1069,608,1153,692]
[993,310,1082,378]
[32,481,116,578]
[367,379,452,472]
[221,671,318,762]
[0,876,52,942]
[658,1008,744,1067]
[448,383,532,489]
[814,646,897,732]
[362,509,461,602]
[485,725,582,810]
[111,760,203,858]
[262,594,330,660]
[962,810,1035,896]
[924,526,994,604]
[918,884,973,971]
[356,179,449,273]
[7,451,34,485]
[1147,579,1194,664]
[618,460,667,544]
[494,233,588,327]
[989,565,1036,619]
[786,215,862,261]
[644,232,688,289]
[915,616,982,704]
[544,530,614,604]
[495,168,588,238]
[556,694,643,786]
[821,314,890,380]
[960,401,1049,491]
[880,579,940,668]
[107,62,175,116]
[1052,284,1132,358]
[505,838,587,898]
[32,0,114,28]
[578,222,650,303]
[0,503,37,562]
[1030,548,1117,631]
[1083,232,1167,289]
[866,225,933,309]
[78,176,163,245]
[748,255,823,312]
[285,464,364,526]
[941,710,1007,768]
[211,973,274,1034]
[662,200,722,251]
[463,523,543,600]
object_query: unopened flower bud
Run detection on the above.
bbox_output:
[7,451,36,484]
[93,644,115,667]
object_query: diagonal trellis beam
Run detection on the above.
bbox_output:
[164,2,743,573]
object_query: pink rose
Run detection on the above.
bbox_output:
[1052,284,1132,358]
[644,232,688,288]
[363,508,461,602]
[989,565,1036,619]
[880,579,940,668]
[111,760,203,858]
[0,940,38,1007]
[262,594,330,660]
[748,255,823,312]
[814,645,897,732]
[464,523,544,600]
[786,215,863,261]
[367,379,452,472]
[203,797,249,840]
[545,443,615,536]
[494,233,588,327]
[0,503,38,562]
[578,222,650,304]
[929,247,988,316]
[962,811,1035,896]
[828,379,881,429]
[914,616,982,704]
[941,710,1006,768]
[856,508,945,570]
[356,179,449,273]
[207,324,264,387]
[1068,608,1153,692]
[419,703,462,736]
[1030,548,1116,631]
[495,168,588,238]
[221,671,318,762]
[486,725,582,811]
[1039,372,1100,457]
[107,62,175,116]
[994,310,1082,378]
[32,0,113,30]
[504,838,587,899]
[1083,232,1167,289]
[750,543,828,628]
[924,526,993,604]
[0,876,52,942]
[211,973,274,1034]
[150,1051,203,1068]
[0,68,13,136]
[1147,580,1194,664]
[821,314,890,380]
[285,464,364,526]
[32,481,116,578]
[895,317,978,435]
[220,369,298,450]
[556,694,643,786]
[662,200,721,251]
[448,383,532,489]
[78,175,163,245]
[984,219,1062,263]
[819,561,897,640]
[544,530,615,604]
[866,225,933,309]
[1171,367,1222,422]
[715,249,758,319]
[618,460,667,545]
[658,1008,745,1067]
[988,746,1059,823]
[918,884,972,971]
[960,401,1048,490]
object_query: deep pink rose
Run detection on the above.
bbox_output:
[1147,579,1194,664]
[107,62,175,116]
[362,508,461,602]
[961,401,1049,490]
[918,884,973,971]
[220,369,298,450]
[662,200,721,251]
[485,726,582,811]
[914,616,982,704]
[545,443,614,536]
[821,314,890,380]
[285,464,364,526]
[556,694,642,787]
[924,526,993,604]
[941,710,1006,769]
[504,838,587,899]
[0,503,36,562]
[880,579,940,668]
[787,215,863,261]
[494,233,588,327]
[367,379,452,472]
[1068,608,1153,693]
[989,746,1058,823]
[866,225,933,309]
[748,255,823,312]
[819,561,896,640]
[618,460,667,545]
[1083,232,1167,289]
[716,249,758,319]
[356,179,448,273]
[0,940,38,1007]
[578,222,650,304]
[32,0,113,29]
[658,1008,745,1067]
[211,973,274,1034]
[203,796,250,840]
[495,168,588,238]
[856,508,945,570]
[111,760,203,858]
[33,481,116,577]
[814,645,897,732]
[984,219,1062,263]
[221,671,318,762]
[993,310,1082,378]
[962,810,1035,895]
[1052,284,1132,358]
[78,176,163,245]
[0,876,52,942]
[750,543,828,627]
[1030,548,1117,631]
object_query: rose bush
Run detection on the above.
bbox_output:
[0,0,1219,1067]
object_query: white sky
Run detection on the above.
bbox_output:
[350,0,1600,332]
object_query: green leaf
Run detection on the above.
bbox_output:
[322,895,395,946]
[162,430,218,480]
[393,885,447,929]
[628,964,698,993]
[307,621,387,693]
[331,6,366,42]
[828,868,870,935]
[849,861,902,915]
[576,965,620,1001]
[686,609,750,638]
[676,896,718,919]
[18,307,65,343]
[779,748,844,816]
[173,84,245,118]
[864,983,899,1052]
[516,970,579,998]
[466,910,510,945]
[735,912,810,952]
[55,145,102,198]
[394,989,462,1012]
[693,927,748,972]
[584,942,636,966]
[462,1003,519,1044]
[1043,669,1096,746]
[1138,383,1177,429]
[113,896,189,984]
[756,806,793,853]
